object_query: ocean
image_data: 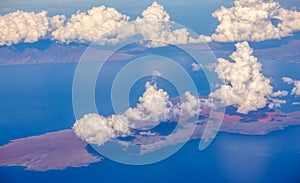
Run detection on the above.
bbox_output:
[0,63,300,183]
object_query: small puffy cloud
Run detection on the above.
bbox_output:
[268,98,286,109]
[191,63,201,71]
[201,0,300,42]
[281,77,300,96]
[271,90,289,97]
[210,41,274,114]
[282,77,294,84]
[0,10,65,46]
[291,80,300,96]
[152,70,161,77]
[193,63,217,72]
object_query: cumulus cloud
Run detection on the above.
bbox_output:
[210,42,274,114]
[139,1,170,21]
[73,82,209,145]
[73,82,173,145]
[282,77,300,96]
[174,91,201,117]
[3,0,300,45]
[51,6,130,44]
[124,82,173,123]
[1,2,201,47]
[201,0,300,42]
[173,92,213,118]
[133,1,198,47]
[73,113,130,145]
[64,1,201,46]
[0,10,65,46]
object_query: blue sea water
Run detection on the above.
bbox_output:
[0,62,300,183]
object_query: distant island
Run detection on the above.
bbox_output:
[1,39,299,65]
[1,107,300,171]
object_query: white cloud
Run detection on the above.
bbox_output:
[281,77,300,96]
[73,82,174,145]
[152,70,161,77]
[173,91,213,118]
[132,1,198,47]
[201,0,300,42]
[73,82,168,145]
[2,1,299,46]
[291,80,300,96]
[46,1,193,46]
[271,90,288,97]
[268,98,286,109]
[210,41,274,114]
[0,10,65,46]
[0,2,202,47]
[73,113,130,145]
[174,91,200,117]
[191,63,217,72]
[124,82,173,123]
[49,14,66,30]
[139,1,170,21]
[282,77,294,84]
[191,63,201,71]
[51,6,130,44]
[73,81,210,145]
